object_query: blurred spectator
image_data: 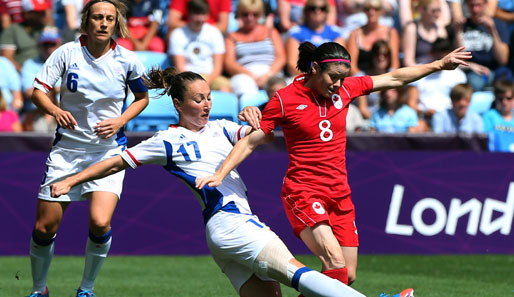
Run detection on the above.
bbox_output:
[0,56,23,111]
[337,0,398,41]
[57,0,85,42]
[285,0,344,76]
[354,40,392,120]
[432,83,484,133]
[169,0,230,91]
[262,75,287,109]
[277,0,336,32]
[0,0,49,72]
[20,25,59,132]
[347,103,366,131]
[451,0,510,91]
[167,0,231,37]
[370,87,419,133]
[401,0,450,67]
[0,92,23,132]
[407,38,467,131]
[346,0,399,75]
[446,0,497,25]
[0,0,23,29]
[483,80,514,152]
[224,0,286,97]
[494,0,514,36]
[117,0,165,52]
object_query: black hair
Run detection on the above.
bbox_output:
[296,41,351,73]
[144,67,206,103]
[188,0,210,15]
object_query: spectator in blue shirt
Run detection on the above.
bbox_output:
[20,25,60,131]
[0,56,23,111]
[483,80,514,152]
[370,87,419,133]
[432,83,484,133]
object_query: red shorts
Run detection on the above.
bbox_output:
[281,192,359,247]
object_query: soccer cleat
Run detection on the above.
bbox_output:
[379,288,414,297]
[26,287,49,297]
[76,288,96,297]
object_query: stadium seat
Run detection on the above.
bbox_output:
[469,91,494,115]
[125,89,178,132]
[134,51,171,70]
[210,91,239,122]
[240,90,269,109]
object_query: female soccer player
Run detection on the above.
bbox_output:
[26,1,149,296]
[49,68,407,297]
[196,41,471,289]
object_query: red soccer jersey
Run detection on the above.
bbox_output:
[260,74,373,200]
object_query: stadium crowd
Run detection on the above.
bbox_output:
[0,0,513,151]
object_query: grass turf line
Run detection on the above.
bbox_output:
[1,254,512,297]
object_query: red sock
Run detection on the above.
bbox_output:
[322,267,349,285]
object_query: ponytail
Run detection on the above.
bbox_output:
[296,41,351,74]
[144,67,205,103]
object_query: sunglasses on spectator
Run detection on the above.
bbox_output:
[241,11,260,18]
[306,5,328,12]
[364,6,381,11]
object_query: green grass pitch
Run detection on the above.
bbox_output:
[1,254,512,297]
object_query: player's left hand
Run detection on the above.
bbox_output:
[439,47,472,70]
[50,180,71,197]
[94,118,124,139]
[195,175,223,189]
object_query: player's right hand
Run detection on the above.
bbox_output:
[195,175,223,189]
[50,181,71,197]
[53,109,78,130]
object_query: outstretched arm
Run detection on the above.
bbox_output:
[371,47,471,92]
[50,155,130,197]
[195,129,273,189]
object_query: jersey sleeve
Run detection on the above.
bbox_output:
[127,53,148,93]
[121,132,168,168]
[33,45,66,93]
[260,94,283,135]
[342,76,374,102]
[217,119,250,145]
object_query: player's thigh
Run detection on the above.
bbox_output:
[240,275,281,297]
[299,223,346,268]
[87,191,119,233]
[34,199,70,236]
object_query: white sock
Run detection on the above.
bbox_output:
[30,233,55,293]
[297,270,366,297]
[80,230,112,291]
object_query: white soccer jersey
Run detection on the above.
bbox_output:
[121,120,251,224]
[33,35,147,151]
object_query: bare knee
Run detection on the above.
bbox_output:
[89,218,111,235]
[34,218,61,238]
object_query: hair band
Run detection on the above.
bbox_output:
[320,58,351,64]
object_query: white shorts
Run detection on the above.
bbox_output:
[38,145,125,202]
[206,211,277,293]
